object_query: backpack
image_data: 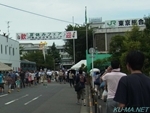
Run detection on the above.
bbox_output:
[79,74,85,82]
[94,74,101,85]
[74,74,85,92]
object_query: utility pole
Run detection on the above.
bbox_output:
[72,16,75,64]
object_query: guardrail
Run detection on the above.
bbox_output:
[89,84,103,113]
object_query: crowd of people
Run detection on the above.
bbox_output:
[2,50,149,112]
[93,50,150,113]
[0,68,87,106]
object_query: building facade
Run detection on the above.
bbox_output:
[0,35,20,71]
[56,46,73,68]
[89,18,145,52]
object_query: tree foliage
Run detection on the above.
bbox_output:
[109,16,150,75]
[22,51,54,69]
[64,24,93,63]
[94,58,110,70]
[21,42,61,70]
[49,42,61,63]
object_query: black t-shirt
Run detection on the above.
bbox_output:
[114,73,150,113]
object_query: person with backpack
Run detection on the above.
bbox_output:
[75,70,86,106]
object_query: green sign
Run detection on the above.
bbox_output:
[107,20,116,27]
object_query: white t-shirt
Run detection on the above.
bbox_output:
[29,73,35,80]
[102,69,127,99]
[38,72,45,77]
[47,71,52,76]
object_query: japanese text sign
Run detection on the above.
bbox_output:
[16,31,77,40]
[105,18,145,28]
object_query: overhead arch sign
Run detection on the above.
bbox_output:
[16,31,77,40]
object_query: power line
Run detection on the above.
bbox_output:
[0,3,81,25]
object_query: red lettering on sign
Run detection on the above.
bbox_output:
[21,34,26,40]
[66,32,72,38]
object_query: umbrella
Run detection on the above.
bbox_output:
[0,62,12,71]
[90,68,100,72]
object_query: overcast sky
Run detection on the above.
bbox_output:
[0,0,150,46]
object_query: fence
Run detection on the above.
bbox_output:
[88,76,103,113]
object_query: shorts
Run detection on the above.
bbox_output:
[77,88,85,100]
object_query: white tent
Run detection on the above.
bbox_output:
[70,60,86,70]
[0,62,12,71]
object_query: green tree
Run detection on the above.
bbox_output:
[22,51,54,69]
[19,45,24,60]
[109,26,143,73]
[109,16,150,75]
[50,42,61,63]
[94,58,110,70]
[64,24,93,63]
[109,35,126,61]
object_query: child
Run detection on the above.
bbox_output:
[15,76,21,92]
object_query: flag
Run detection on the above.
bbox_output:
[85,6,87,24]
[42,47,46,61]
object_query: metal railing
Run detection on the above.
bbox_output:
[90,83,103,113]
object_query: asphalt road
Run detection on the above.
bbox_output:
[0,82,81,113]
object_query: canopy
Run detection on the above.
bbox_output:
[0,62,12,71]
[70,60,86,70]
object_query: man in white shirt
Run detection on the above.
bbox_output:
[102,60,127,113]
[47,70,52,80]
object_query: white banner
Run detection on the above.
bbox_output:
[105,18,145,28]
[16,31,77,40]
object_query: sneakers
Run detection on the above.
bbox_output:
[83,103,86,106]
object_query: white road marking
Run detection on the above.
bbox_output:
[0,94,8,97]
[24,95,42,105]
[5,94,29,105]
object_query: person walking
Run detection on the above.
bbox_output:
[0,71,4,94]
[101,60,127,113]
[15,76,21,92]
[20,70,25,88]
[114,50,150,113]
[68,71,74,87]
[59,70,64,84]
[75,70,86,106]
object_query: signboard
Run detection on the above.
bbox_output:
[105,18,145,28]
[89,48,95,54]
[89,17,102,23]
[16,31,77,40]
